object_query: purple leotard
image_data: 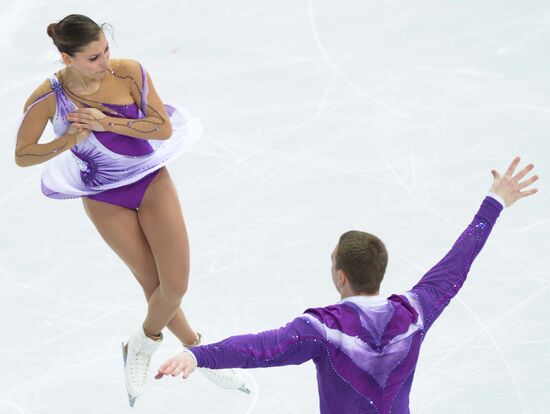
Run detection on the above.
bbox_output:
[17,64,201,209]
[85,102,160,210]
[190,196,504,413]
[87,169,160,210]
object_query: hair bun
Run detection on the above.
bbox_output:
[47,23,57,39]
[46,15,103,55]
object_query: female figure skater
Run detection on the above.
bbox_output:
[157,158,538,413]
[15,14,247,406]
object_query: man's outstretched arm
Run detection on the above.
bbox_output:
[408,157,538,331]
[156,316,324,380]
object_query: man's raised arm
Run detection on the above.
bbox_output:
[408,157,538,331]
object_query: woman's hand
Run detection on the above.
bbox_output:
[155,351,197,380]
[66,108,107,132]
[489,157,539,207]
[66,123,91,145]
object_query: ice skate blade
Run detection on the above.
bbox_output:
[121,341,128,365]
[121,341,137,407]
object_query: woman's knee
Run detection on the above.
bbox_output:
[132,269,160,299]
[159,277,189,299]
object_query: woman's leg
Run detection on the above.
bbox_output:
[136,167,197,343]
[82,193,197,344]
[133,168,251,394]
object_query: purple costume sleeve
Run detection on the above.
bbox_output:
[190,317,324,369]
[409,196,503,330]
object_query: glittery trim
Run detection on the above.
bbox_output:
[411,198,501,332]
[27,91,55,111]
[40,71,201,200]
[140,63,149,114]
[41,180,83,199]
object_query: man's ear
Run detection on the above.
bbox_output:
[336,269,348,289]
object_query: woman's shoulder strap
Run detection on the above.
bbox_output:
[24,78,56,113]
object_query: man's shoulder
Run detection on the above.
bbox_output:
[302,302,356,323]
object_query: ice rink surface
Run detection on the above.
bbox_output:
[1,0,549,413]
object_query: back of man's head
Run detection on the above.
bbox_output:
[336,231,388,294]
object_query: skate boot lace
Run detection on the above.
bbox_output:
[130,350,152,388]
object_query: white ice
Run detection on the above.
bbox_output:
[1,1,549,413]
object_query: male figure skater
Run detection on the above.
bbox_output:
[156,157,538,413]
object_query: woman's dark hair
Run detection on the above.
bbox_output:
[47,14,105,56]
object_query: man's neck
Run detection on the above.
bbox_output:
[340,291,380,300]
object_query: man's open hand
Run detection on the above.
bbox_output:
[490,157,539,207]
[155,351,197,380]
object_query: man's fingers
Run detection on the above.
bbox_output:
[518,175,539,190]
[491,169,501,180]
[167,361,182,375]
[156,359,192,380]
[159,359,178,375]
[504,156,521,177]
[520,188,538,198]
[172,364,186,376]
[158,359,173,372]
[513,163,534,182]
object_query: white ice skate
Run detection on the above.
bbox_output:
[122,330,162,407]
[185,333,251,394]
